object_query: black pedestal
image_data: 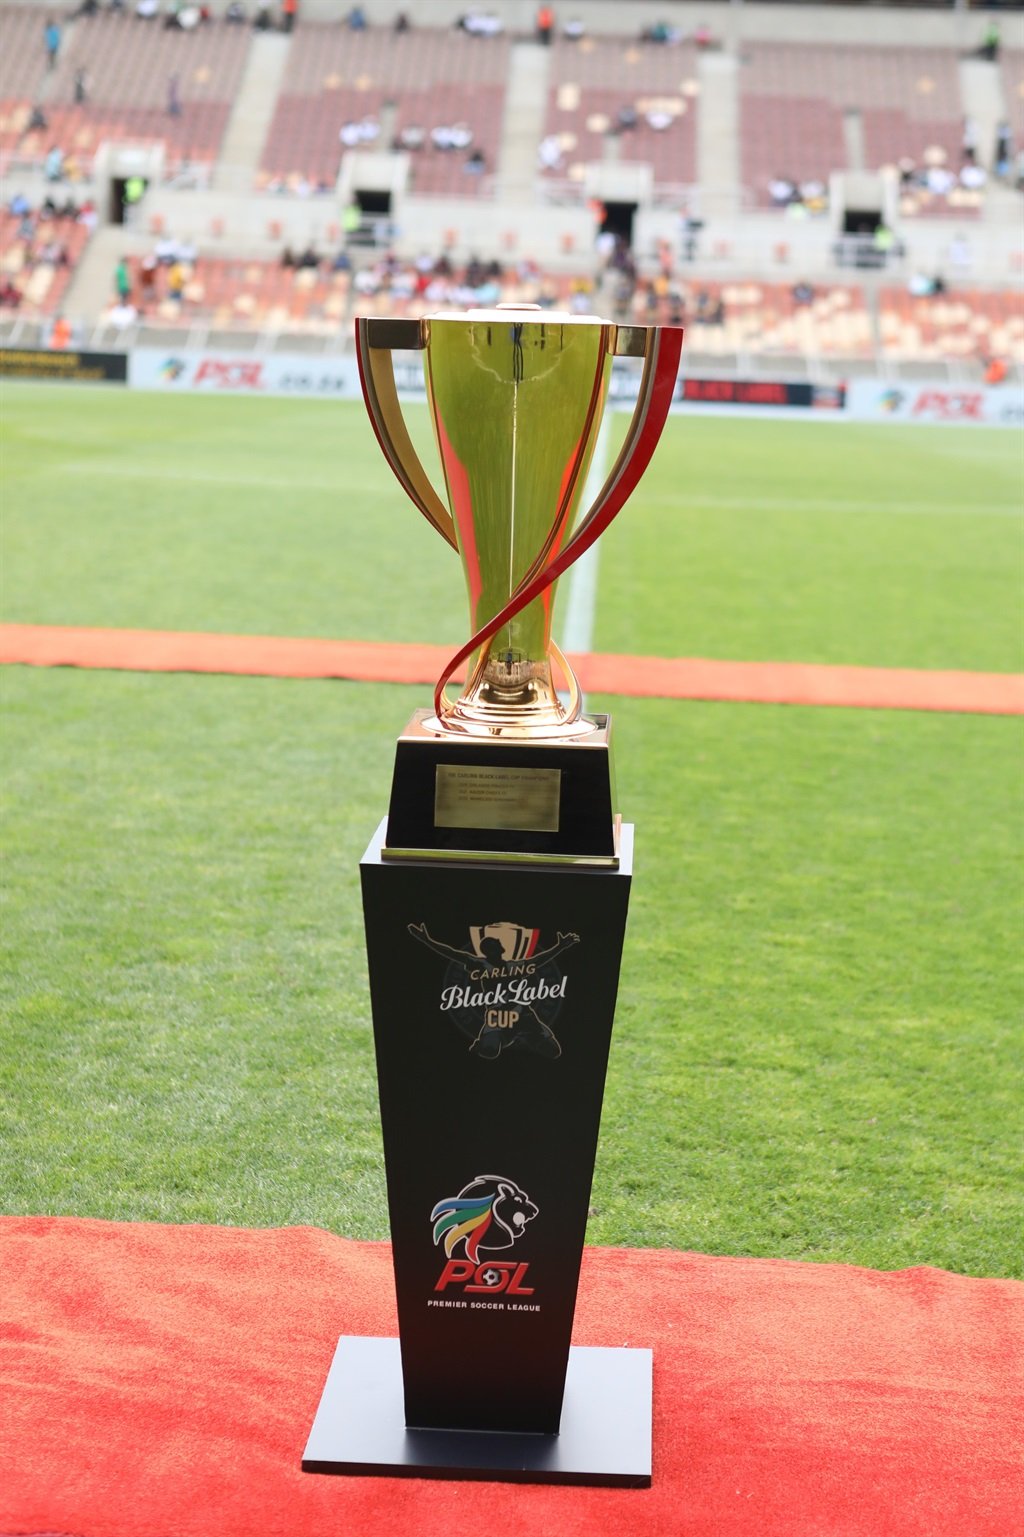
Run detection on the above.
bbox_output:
[303,811,647,1486]
[302,1335,652,1486]
[358,819,633,1437]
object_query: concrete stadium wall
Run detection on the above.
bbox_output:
[12,0,1024,51]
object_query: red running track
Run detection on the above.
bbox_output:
[2,623,1023,714]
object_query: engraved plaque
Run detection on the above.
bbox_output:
[434,764,561,833]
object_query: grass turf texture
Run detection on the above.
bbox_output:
[2,387,1022,672]
[2,667,1021,1278]
[1,387,1021,1276]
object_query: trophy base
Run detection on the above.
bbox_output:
[384,709,619,865]
[421,712,598,742]
[302,1336,652,1487]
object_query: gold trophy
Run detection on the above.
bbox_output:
[356,305,683,865]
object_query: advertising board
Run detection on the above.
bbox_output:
[846,379,1024,427]
[0,348,128,383]
[129,348,360,396]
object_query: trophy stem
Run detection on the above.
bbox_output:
[432,643,595,739]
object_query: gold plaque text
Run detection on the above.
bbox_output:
[434,765,561,833]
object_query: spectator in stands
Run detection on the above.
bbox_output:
[642,22,682,46]
[45,146,64,182]
[616,104,639,133]
[769,175,797,208]
[535,5,553,45]
[994,120,1012,180]
[538,134,562,171]
[73,0,99,15]
[167,73,182,117]
[139,252,158,299]
[394,11,410,32]
[458,11,503,36]
[960,161,986,192]
[346,5,367,29]
[136,0,159,16]
[50,315,73,348]
[297,243,320,269]
[791,280,814,306]
[464,148,486,176]
[44,18,61,70]
[800,179,827,214]
[225,0,247,20]
[397,124,425,150]
[253,5,272,30]
[0,278,23,308]
[281,0,297,32]
[167,261,186,302]
[983,355,1008,386]
[925,162,955,197]
[695,289,724,325]
[978,21,1000,64]
[563,17,584,40]
[431,123,472,152]
[38,237,69,265]
[26,104,49,135]
[961,117,979,166]
[115,257,132,303]
[108,299,138,328]
[872,221,895,259]
[73,68,88,105]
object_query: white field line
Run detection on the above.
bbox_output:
[45,460,1022,519]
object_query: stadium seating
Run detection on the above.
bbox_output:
[122,253,350,330]
[635,278,873,359]
[541,34,698,190]
[878,286,1024,363]
[2,8,250,179]
[259,25,509,195]
[0,202,92,315]
[740,44,976,215]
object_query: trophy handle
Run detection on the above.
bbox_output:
[433,323,684,725]
[355,317,458,551]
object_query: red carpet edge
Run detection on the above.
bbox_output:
[2,622,1023,714]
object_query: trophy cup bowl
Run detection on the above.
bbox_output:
[356,305,684,742]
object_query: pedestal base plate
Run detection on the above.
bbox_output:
[302,1335,652,1487]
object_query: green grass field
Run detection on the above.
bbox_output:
[2,385,1022,1278]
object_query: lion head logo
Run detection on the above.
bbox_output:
[430,1175,538,1263]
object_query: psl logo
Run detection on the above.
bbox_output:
[431,1175,538,1296]
[408,920,577,1059]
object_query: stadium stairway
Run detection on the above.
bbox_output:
[497,40,551,200]
[698,49,740,220]
[213,32,292,194]
[61,223,151,320]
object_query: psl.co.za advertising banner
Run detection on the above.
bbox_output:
[128,348,361,396]
[845,378,1024,427]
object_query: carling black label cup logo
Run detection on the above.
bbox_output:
[408,920,578,1059]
